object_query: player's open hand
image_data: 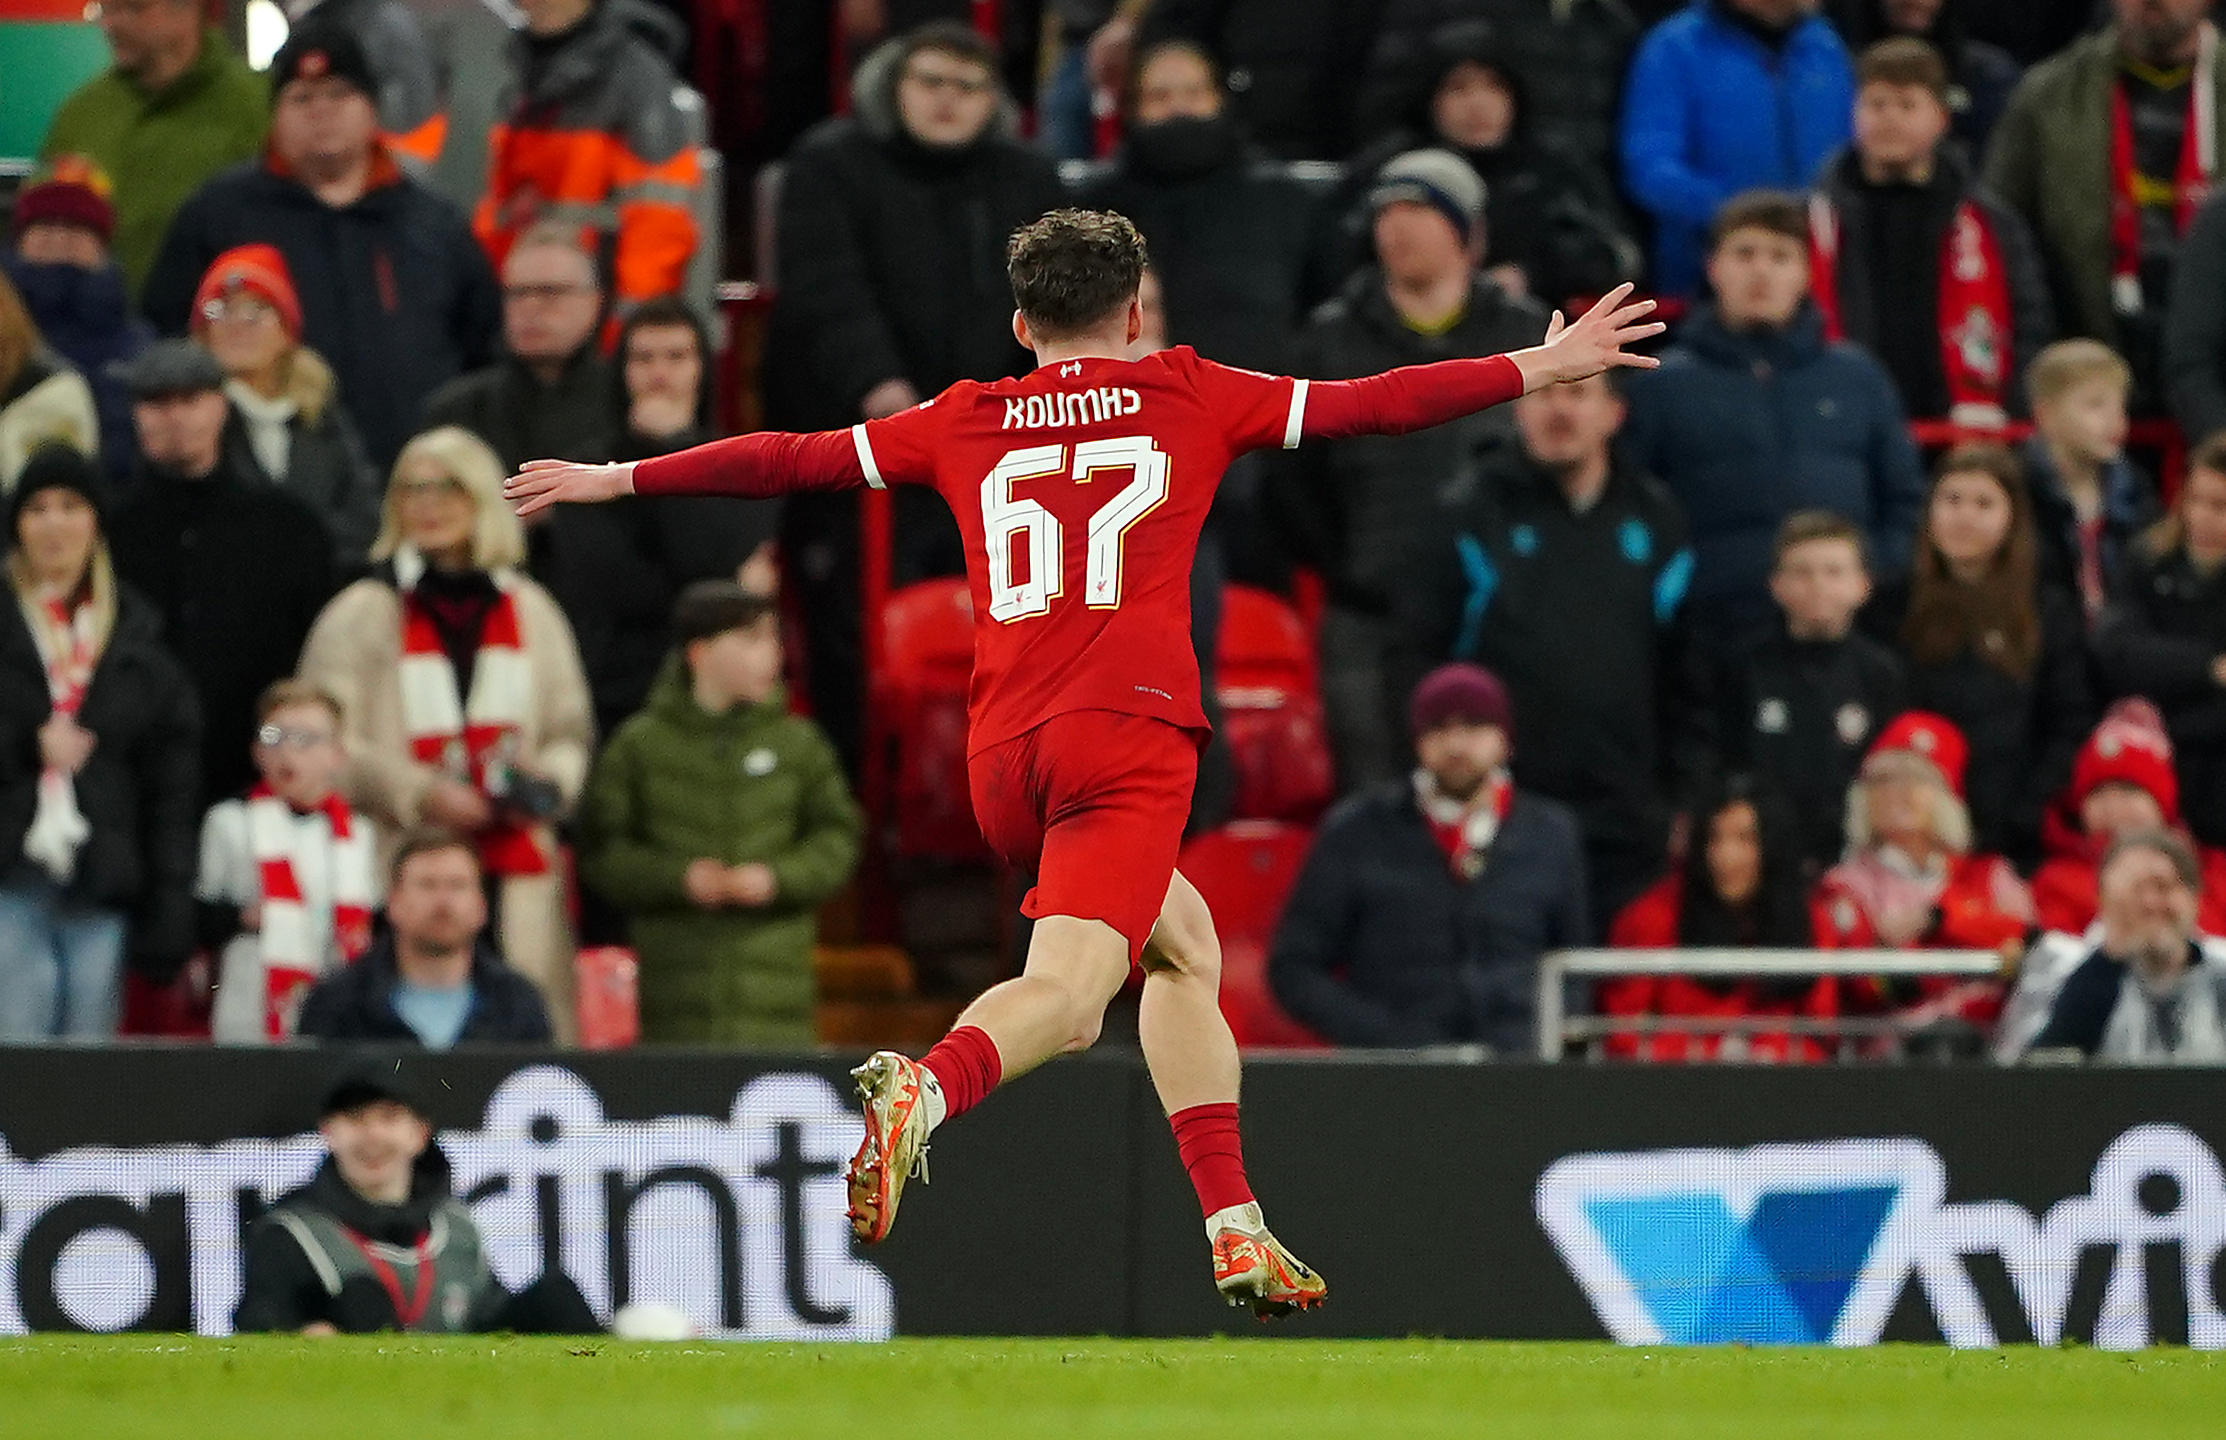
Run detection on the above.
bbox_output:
[503,458,636,517]
[1515,283,1666,391]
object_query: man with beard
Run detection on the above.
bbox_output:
[1268,663,1589,1052]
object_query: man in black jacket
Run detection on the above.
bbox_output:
[763,21,1066,767]
[236,1068,595,1332]
[105,341,334,803]
[420,225,618,478]
[1393,371,1699,928]
[1275,147,1549,790]
[141,18,500,472]
[1269,663,1588,1053]
[298,828,554,1047]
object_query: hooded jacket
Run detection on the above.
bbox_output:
[1333,25,1640,306]
[0,572,200,974]
[1619,302,1927,646]
[763,36,1065,432]
[141,148,501,472]
[295,930,554,1045]
[580,660,861,1046]
[476,0,702,309]
[1619,0,1856,296]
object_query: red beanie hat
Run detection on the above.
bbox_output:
[191,244,302,342]
[1864,711,1969,798]
[2071,698,2180,821]
[10,155,116,244]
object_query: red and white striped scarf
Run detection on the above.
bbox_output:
[19,587,102,881]
[2109,25,2218,316]
[247,784,376,1040]
[394,549,547,876]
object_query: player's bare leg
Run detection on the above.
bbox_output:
[1140,872,1326,1318]
[845,918,1130,1244]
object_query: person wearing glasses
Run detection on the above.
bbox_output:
[0,447,199,1040]
[421,225,618,480]
[141,17,501,473]
[197,680,378,1044]
[190,245,381,570]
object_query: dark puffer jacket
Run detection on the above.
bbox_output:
[1269,783,1589,1053]
[1619,303,1928,647]
[141,155,500,472]
[0,256,150,483]
[1354,0,1642,177]
[0,576,200,975]
[1139,0,1392,160]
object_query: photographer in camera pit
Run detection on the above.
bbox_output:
[297,426,592,1040]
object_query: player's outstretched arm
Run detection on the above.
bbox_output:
[505,427,877,518]
[1292,285,1665,444]
[1506,284,1666,391]
[505,458,636,517]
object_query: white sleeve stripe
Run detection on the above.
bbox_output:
[1282,379,1309,449]
[851,423,885,489]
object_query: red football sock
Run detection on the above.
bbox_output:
[1169,1102,1255,1217]
[920,1025,1003,1122]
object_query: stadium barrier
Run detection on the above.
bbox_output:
[2,1046,2222,1347]
[1536,948,2005,1060]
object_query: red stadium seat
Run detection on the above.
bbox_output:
[1214,586,1333,823]
[876,580,993,861]
[1179,821,1325,1049]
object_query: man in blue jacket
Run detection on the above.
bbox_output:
[1621,189,1926,650]
[1621,0,1855,296]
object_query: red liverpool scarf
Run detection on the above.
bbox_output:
[396,558,548,877]
[2109,27,2217,316]
[247,784,376,1040]
[1809,193,2015,413]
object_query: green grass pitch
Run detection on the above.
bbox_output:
[1,1336,2221,1439]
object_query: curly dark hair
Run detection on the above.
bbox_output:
[1006,209,1150,341]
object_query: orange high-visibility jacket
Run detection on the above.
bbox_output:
[475,0,702,307]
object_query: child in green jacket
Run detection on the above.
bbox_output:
[580,582,861,1045]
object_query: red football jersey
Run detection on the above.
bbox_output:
[630,344,1523,755]
[850,346,1301,753]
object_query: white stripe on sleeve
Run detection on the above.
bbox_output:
[851,423,885,489]
[1282,378,1310,449]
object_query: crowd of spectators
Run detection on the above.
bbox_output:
[8,0,2226,1064]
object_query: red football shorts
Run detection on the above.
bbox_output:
[968,710,1200,962]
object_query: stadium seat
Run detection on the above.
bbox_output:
[1178,820,1325,1049]
[876,579,994,861]
[1214,586,1334,823]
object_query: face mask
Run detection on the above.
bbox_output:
[1125,114,1242,181]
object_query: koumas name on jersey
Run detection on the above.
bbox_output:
[631,345,1524,754]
